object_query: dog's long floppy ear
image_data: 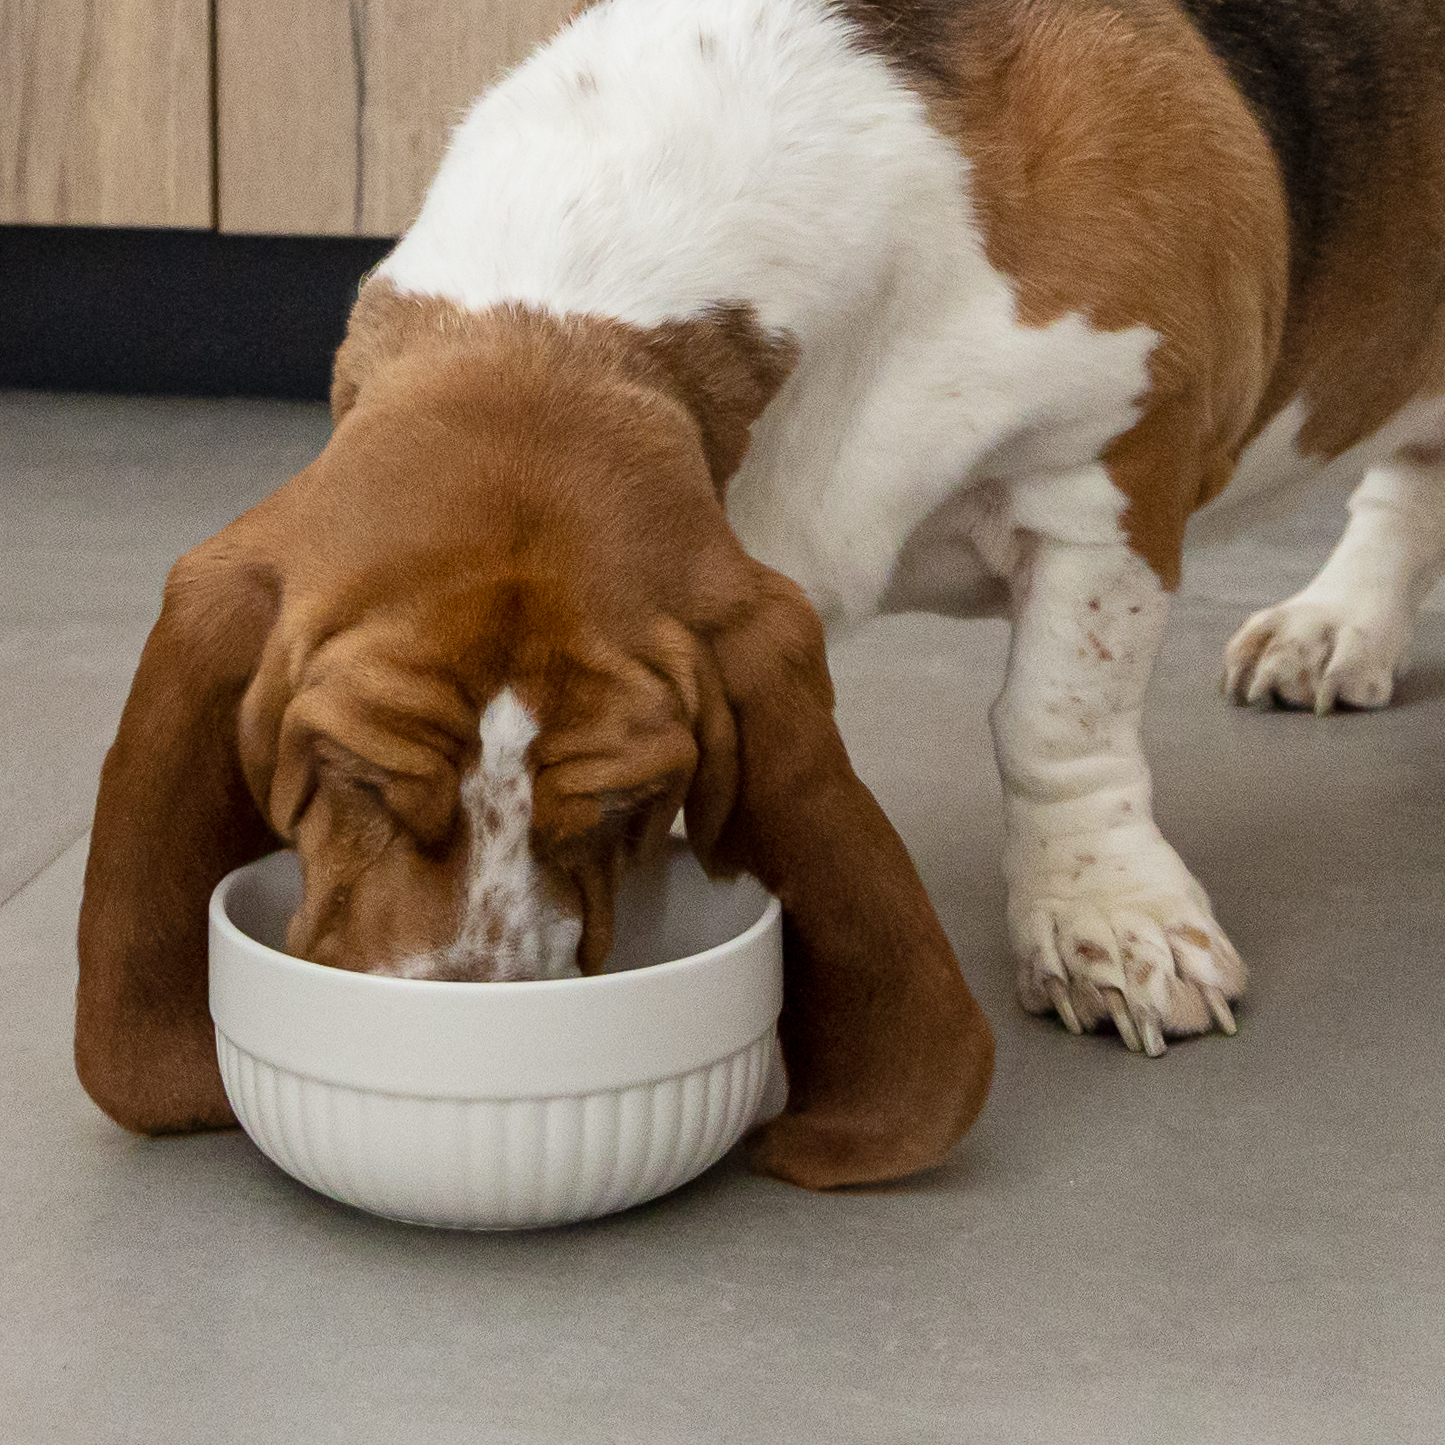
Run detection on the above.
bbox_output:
[640,304,799,497]
[686,568,995,1190]
[76,537,282,1134]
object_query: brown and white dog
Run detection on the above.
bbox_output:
[77,0,1445,1188]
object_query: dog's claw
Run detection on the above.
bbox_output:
[1141,1016,1167,1057]
[1014,839,1246,1053]
[1205,987,1237,1036]
[1224,597,1405,714]
[1046,978,1082,1034]
[1106,992,1143,1053]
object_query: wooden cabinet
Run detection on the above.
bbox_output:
[0,0,212,228]
[1,0,574,236]
[217,0,578,236]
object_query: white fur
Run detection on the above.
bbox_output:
[375,0,1405,1042]
[397,689,583,982]
[1224,451,1445,711]
[380,0,1158,628]
[1190,389,1445,710]
[992,536,1244,1054]
[375,0,1218,1023]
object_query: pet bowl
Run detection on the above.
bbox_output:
[209,842,782,1229]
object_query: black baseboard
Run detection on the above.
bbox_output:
[0,226,393,401]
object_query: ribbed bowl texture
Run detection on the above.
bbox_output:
[209,844,782,1229]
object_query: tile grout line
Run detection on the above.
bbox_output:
[0,830,90,914]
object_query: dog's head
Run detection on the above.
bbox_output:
[238,302,773,985]
[77,289,993,1188]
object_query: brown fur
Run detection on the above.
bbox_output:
[332,283,799,496]
[1270,121,1445,461]
[926,0,1292,587]
[77,288,994,1188]
[1176,0,1445,457]
[87,0,1445,1177]
[852,0,1445,587]
[76,555,281,1132]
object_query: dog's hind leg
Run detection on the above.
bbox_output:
[992,529,1245,1054]
[1224,443,1445,712]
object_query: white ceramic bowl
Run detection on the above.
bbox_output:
[209,842,782,1229]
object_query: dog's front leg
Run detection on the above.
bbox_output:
[991,536,1244,1054]
[1224,448,1445,711]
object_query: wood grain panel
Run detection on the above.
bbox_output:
[217,0,579,237]
[0,0,212,228]
[214,0,356,236]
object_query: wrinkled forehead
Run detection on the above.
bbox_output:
[254,564,700,813]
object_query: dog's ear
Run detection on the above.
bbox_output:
[76,537,283,1134]
[685,567,995,1190]
[329,277,450,423]
[640,304,799,496]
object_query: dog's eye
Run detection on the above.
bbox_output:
[324,774,396,833]
[339,769,460,854]
[340,776,386,806]
[570,782,674,853]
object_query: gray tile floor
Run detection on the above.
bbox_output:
[3,389,1442,1444]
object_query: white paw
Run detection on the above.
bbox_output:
[1011,837,1245,1055]
[1223,595,1406,713]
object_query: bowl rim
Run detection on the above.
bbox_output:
[210,850,782,994]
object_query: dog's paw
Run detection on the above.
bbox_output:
[1012,843,1245,1056]
[1223,595,1406,713]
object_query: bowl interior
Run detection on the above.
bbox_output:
[223,842,771,974]
[212,841,783,1101]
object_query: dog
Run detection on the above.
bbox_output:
[77,0,1445,1189]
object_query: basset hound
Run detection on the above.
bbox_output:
[77,0,1445,1189]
